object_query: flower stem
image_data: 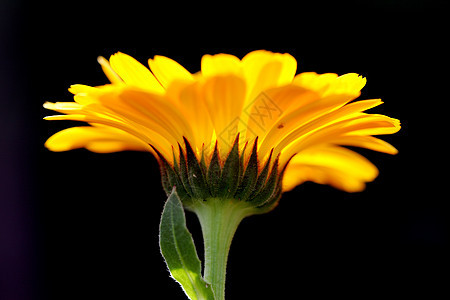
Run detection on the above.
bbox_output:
[192,198,254,300]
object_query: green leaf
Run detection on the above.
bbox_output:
[159,188,215,300]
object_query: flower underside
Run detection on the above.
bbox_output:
[44,50,401,194]
[156,134,284,213]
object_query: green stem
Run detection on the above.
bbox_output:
[192,198,254,300]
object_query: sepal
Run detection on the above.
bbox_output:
[157,135,284,214]
[206,143,222,196]
[216,134,241,199]
[183,137,210,200]
[235,138,259,201]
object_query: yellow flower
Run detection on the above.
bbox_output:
[44,50,400,197]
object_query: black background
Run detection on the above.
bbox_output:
[1,0,449,299]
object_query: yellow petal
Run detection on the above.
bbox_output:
[293,72,338,92]
[279,113,400,166]
[68,84,123,105]
[293,72,366,97]
[44,114,173,159]
[69,84,98,95]
[176,81,215,153]
[43,101,84,112]
[148,55,193,88]
[109,52,164,93]
[116,88,194,146]
[242,50,297,104]
[283,145,379,192]
[201,53,242,77]
[202,75,247,153]
[258,93,360,159]
[329,73,367,96]
[272,99,385,161]
[97,56,123,84]
[344,115,401,136]
[244,85,319,142]
[68,85,180,146]
[327,135,398,154]
[45,126,152,153]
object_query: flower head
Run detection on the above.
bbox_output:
[44,50,400,209]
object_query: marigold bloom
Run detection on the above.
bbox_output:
[44,50,400,196]
[44,50,401,300]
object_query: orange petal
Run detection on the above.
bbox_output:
[45,126,152,153]
[327,135,398,154]
[272,99,385,160]
[279,113,400,166]
[202,75,247,153]
[282,145,379,192]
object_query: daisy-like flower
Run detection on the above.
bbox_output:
[44,50,400,300]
